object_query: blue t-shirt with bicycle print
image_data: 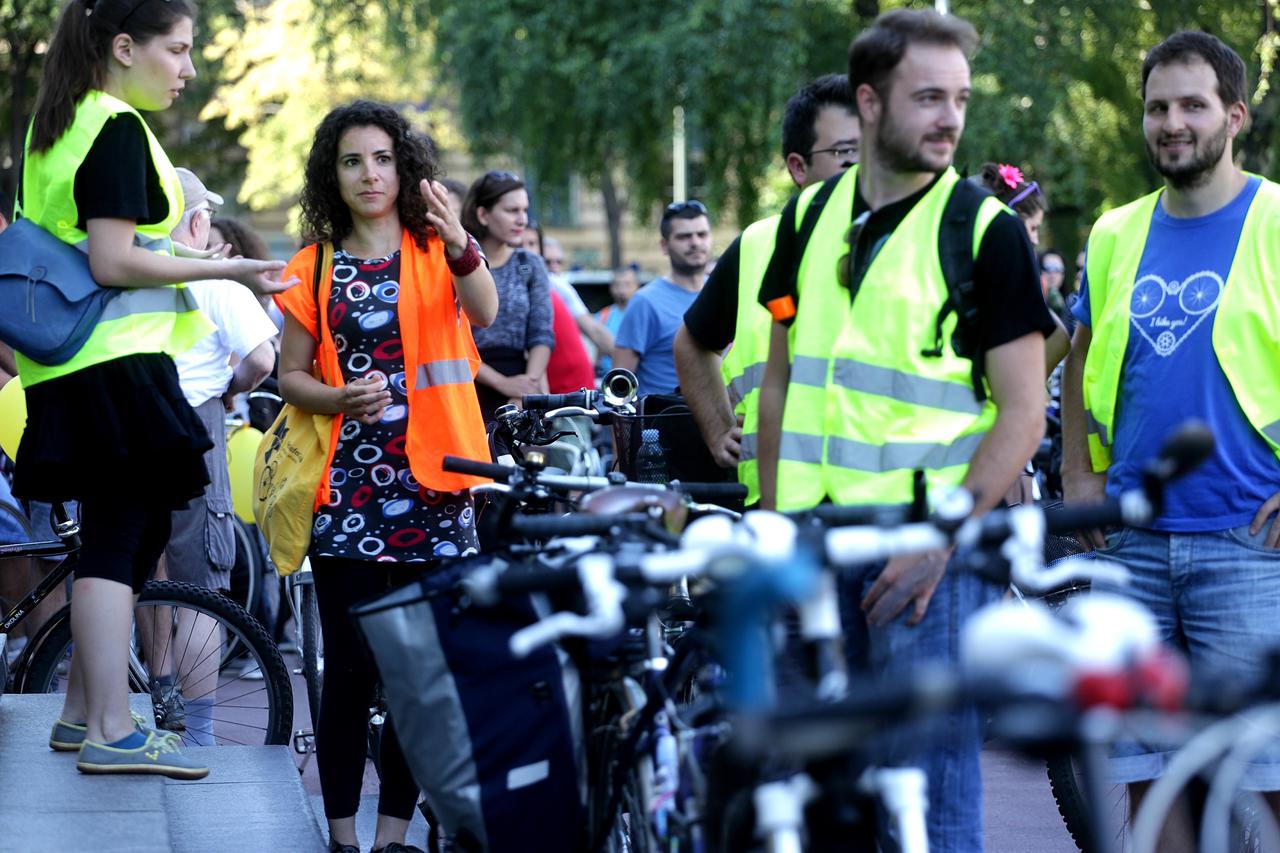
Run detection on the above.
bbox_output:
[1075,175,1280,532]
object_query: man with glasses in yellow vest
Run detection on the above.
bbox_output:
[675,73,859,507]
[1062,32,1280,842]
[756,10,1055,850]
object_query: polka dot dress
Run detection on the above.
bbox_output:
[310,249,480,561]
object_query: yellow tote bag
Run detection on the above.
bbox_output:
[252,242,334,576]
[253,405,333,575]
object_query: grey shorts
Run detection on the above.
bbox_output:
[163,398,235,591]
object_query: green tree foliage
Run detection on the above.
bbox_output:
[417,0,856,261]
[3,0,1277,256]
[198,0,458,225]
[951,0,1278,259]
[1,0,61,206]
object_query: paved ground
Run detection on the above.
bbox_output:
[286,645,1086,852]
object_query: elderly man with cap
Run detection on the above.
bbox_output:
[143,167,278,744]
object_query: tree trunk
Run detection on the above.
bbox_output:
[600,168,624,270]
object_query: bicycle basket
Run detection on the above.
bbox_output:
[611,394,730,485]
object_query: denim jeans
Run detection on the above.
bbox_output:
[842,557,1001,853]
[1092,524,1280,790]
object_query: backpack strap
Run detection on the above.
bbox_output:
[922,178,990,403]
[795,171,843,250]
[760,171,846,313]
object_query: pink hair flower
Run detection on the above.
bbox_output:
[997,163,1024,190]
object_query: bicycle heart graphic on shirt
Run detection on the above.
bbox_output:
[1128,270,1224,357]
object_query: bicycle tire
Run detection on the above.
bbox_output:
[1046,754,1130,853]
[300,577,323,733]
[601,765,651,853]
[229,517,261,619]
[21,580,292,746]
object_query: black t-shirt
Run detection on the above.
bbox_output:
[683,235,742,352]
[757,172,1056,353]
[72,114,168,230]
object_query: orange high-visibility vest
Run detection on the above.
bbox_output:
[277,229,491,506]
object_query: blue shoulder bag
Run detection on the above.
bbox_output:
[0,218,121,365]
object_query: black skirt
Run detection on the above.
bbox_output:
[13,353,213,509]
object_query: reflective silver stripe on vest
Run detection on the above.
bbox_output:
[790,355,828,388]
[780,431,824,464]
[98,285,198,323]
[137,234,174,253]
[740,432,759,462]
[1084,408,1110,448]
[831,359,982,415]
[415,359,473,388]
[1263,420,1280,446]
[827,431,987,473]
[727,361,766,407]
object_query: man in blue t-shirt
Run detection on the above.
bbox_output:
[613,202,713,395]
[1062,31,1280,823]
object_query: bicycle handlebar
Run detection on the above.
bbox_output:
[441,455,514,480]
[671,481,748,502]
[511,512,653,539]
[521,390,595,411]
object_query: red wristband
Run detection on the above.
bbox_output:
[446,238,482,277]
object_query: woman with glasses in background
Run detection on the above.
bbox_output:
[461,172,555,421]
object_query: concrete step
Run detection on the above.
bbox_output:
[0,693,171,852]
[168,745,325,853]
[0,692,325,853]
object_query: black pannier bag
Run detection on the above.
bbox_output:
[352,558,586,852]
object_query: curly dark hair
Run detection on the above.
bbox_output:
[209,215,270,260]
[299,100,441,250]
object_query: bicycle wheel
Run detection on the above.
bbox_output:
[22,580,292,746]
[1046,754,1129,852]
[299,574,323,732]
[611,768,652,853]
[228,517,261,619]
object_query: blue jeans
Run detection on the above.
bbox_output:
[1093,524,1280,790]
[842,558,1001,853]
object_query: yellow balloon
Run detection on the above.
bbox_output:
[227,424,265,524]
[0,376,27,460]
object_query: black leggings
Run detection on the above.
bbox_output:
[76,498,172,593]
[311,556,421,821]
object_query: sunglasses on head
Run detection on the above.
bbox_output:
[485,170,523,183]
[663,199,708,219]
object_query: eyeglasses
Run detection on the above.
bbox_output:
[809,144,859,161]
[663,199,708,219]
[1042,262,1065,273]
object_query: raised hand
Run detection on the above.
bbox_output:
[421,179,469,257]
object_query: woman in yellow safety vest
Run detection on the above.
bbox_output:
[15,0,286,780]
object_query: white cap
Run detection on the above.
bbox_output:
[175,167,225,213]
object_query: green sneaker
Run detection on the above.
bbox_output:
[50,712,180,752]
[76,730,210,780]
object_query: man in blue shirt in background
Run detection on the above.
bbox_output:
[613,201,713,395]
[1062,30,1280,846]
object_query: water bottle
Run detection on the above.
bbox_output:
[651,712,678,839]
[635,427,665,483]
